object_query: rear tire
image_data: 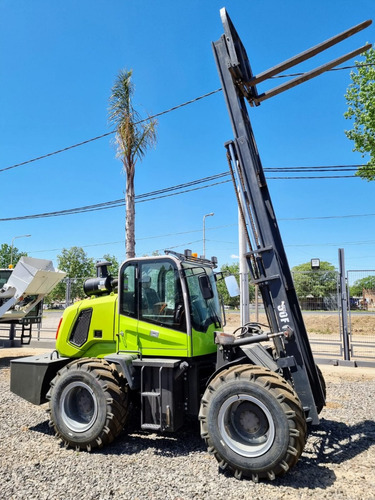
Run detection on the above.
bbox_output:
[199,365,307,481]
[47,358,128,451]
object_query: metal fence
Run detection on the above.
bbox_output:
[290,269,375,365]
[290,270,343,361]
[346,270,375,362]
[248,268,375,365]
[2,271,375,365]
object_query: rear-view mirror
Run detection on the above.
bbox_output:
[225,275,240,297]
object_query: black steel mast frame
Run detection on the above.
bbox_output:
[213,9,372,423]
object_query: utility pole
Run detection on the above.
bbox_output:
[202,213,214,258]
[339,248,351,362]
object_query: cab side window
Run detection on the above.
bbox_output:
[140,261,186,332]
[120,263,136,318]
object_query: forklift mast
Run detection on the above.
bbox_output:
[213,9,371,423]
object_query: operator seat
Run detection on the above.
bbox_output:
[141,279,160,313]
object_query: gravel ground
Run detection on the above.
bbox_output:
[1,348,374,500]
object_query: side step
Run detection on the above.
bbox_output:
[133,358,185,432]
[141,423,162,431]
[140,387,162,431]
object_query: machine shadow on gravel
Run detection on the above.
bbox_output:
[99,417,205,458]
[306,419,375,465]
[261,418,375,489]
[29,415,374,487]
[0,356,17,369]
[29,415,205,458]
[29,420,55,437]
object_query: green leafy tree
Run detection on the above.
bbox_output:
[48,247,95,304]
[0,243,27,268]
[350,275,375,297]
[217,263,255,308]
[344,47,375,180]
[108,69,157,259]
[291,261,337,298]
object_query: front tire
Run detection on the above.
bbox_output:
[47,358,128,451]
[199,365,307,481]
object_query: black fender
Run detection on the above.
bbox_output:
[206,355,249,388]
[207,343,279,388]
[104,353,139,390]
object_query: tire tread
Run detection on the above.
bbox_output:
[199,364,307,481]
[47,358,128,451]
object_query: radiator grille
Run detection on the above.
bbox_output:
[69,308,92,347]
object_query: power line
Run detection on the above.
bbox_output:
[286,239,375,248]
[0,131,115,174]
[268,174,357,179]
[280,213,375,221]
[0,166,369,222]
[31,224,238,254]
[0,88,222,174]
[2,62,374,174]
[0,173,231,222]
[270,62,375,79]
[265,165,359,172]
[31,216,375,256]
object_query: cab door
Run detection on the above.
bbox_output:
[118,261,139,352]
[118,258,189,357]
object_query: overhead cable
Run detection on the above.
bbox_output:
[0,173,231,222]
[2,62,374,174]
[0,89,222,174]
[0,167,370,222]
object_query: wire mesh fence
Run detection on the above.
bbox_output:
[249,269,375,363]
[347,270,375,361]
[2,271,375,364]
[290,270,344,359]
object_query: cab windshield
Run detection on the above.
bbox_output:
[0,269,12,288]
[182,264,222,333]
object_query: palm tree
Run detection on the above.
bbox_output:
[108,69,157,259]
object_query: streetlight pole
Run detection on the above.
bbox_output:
[202,213,214,258]
[10,234,31,267]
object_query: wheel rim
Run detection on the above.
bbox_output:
[218,394,275,457]
[60,382,98,433]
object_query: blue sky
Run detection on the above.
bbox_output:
[1,0,374,272]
